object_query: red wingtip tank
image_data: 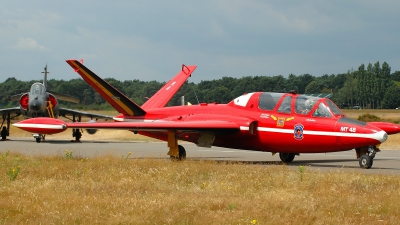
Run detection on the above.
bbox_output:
[13,117,67,134]
[368,122,400,135]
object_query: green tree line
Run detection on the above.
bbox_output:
[1,61,400,110]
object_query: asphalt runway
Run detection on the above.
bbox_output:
[1,138,400,175]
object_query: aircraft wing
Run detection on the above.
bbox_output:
[48,91,80,103]
[10,93,25,101]
[59,108,113,120]
[66,120,239,133]
[0,107,21,116]
[14,117,240,134]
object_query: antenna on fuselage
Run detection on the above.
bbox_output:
[192,87,200,104]
[41,64,50,90]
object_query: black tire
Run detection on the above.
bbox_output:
[178,145,186,160]
[279,153,295,163]
[36,138,41,143]
[170,145,186,161]
[359,154,372,169]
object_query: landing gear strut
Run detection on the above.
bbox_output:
[167,130,186,161]
[1,113,11,141]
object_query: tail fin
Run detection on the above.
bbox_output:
[41,64,49,90]
[141,64,197,109]
[66,60,146,116]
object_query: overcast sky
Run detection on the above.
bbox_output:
[1,1,399,84]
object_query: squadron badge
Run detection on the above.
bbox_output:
[294,123,304,140]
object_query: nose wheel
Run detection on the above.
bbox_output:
[359,155,373,169]
[357,146,376,169]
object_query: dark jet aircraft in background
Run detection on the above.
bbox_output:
[0,64,111,142]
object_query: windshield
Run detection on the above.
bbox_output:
[312,102,332,118]
[295,96,320,115]
[325,99,344,116]
[30,83,44,95]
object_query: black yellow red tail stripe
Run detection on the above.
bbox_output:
[66,60,145,116]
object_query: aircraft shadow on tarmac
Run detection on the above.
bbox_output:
[190,157,399,171]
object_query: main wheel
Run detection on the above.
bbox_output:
[359,154,373,169]
[170,145,186,161]
[279,153,295,163]
[178,145,186,160]
[36,137,41,143]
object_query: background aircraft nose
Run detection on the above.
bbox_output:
[30,100,42,111]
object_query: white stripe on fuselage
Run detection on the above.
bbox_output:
[240,126,387,142]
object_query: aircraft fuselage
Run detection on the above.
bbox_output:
[113,92,387,154]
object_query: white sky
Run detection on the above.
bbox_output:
[1,0,399,83]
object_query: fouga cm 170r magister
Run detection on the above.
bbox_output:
[14,60,400,168]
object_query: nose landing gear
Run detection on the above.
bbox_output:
[356,146,378,169]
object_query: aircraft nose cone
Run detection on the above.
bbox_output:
[30,100,42,111]
[364,124,388,143]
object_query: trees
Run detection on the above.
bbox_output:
[0,61,398,110]
[381,82,400,109]
[352,61,390,109]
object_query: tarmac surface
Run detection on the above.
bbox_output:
[1,138,400,175]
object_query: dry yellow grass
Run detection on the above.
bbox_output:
[342,109,400,121]
[2,110,400,224]
[1,152,400,224]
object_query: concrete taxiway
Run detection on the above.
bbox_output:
[1,138,400,175]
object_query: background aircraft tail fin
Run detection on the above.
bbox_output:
[41,64,49,90]
[141,64,197,109]
[66,60,146,116]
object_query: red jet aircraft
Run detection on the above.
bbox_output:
[14,60,400,169]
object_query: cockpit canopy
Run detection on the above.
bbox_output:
[232,92,344,118]
[30,83,45,95]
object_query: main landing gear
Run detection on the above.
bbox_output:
[71,114,82,142]
[1,126,9,141]
[33,134,45,143]
[1,113,13,141]
[356,146,377,169]
[167,130,186,161]
[72,129,82,142]
[279,153,297,163]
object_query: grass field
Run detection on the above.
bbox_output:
[1,152,400,224]
[1,109,400,224]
